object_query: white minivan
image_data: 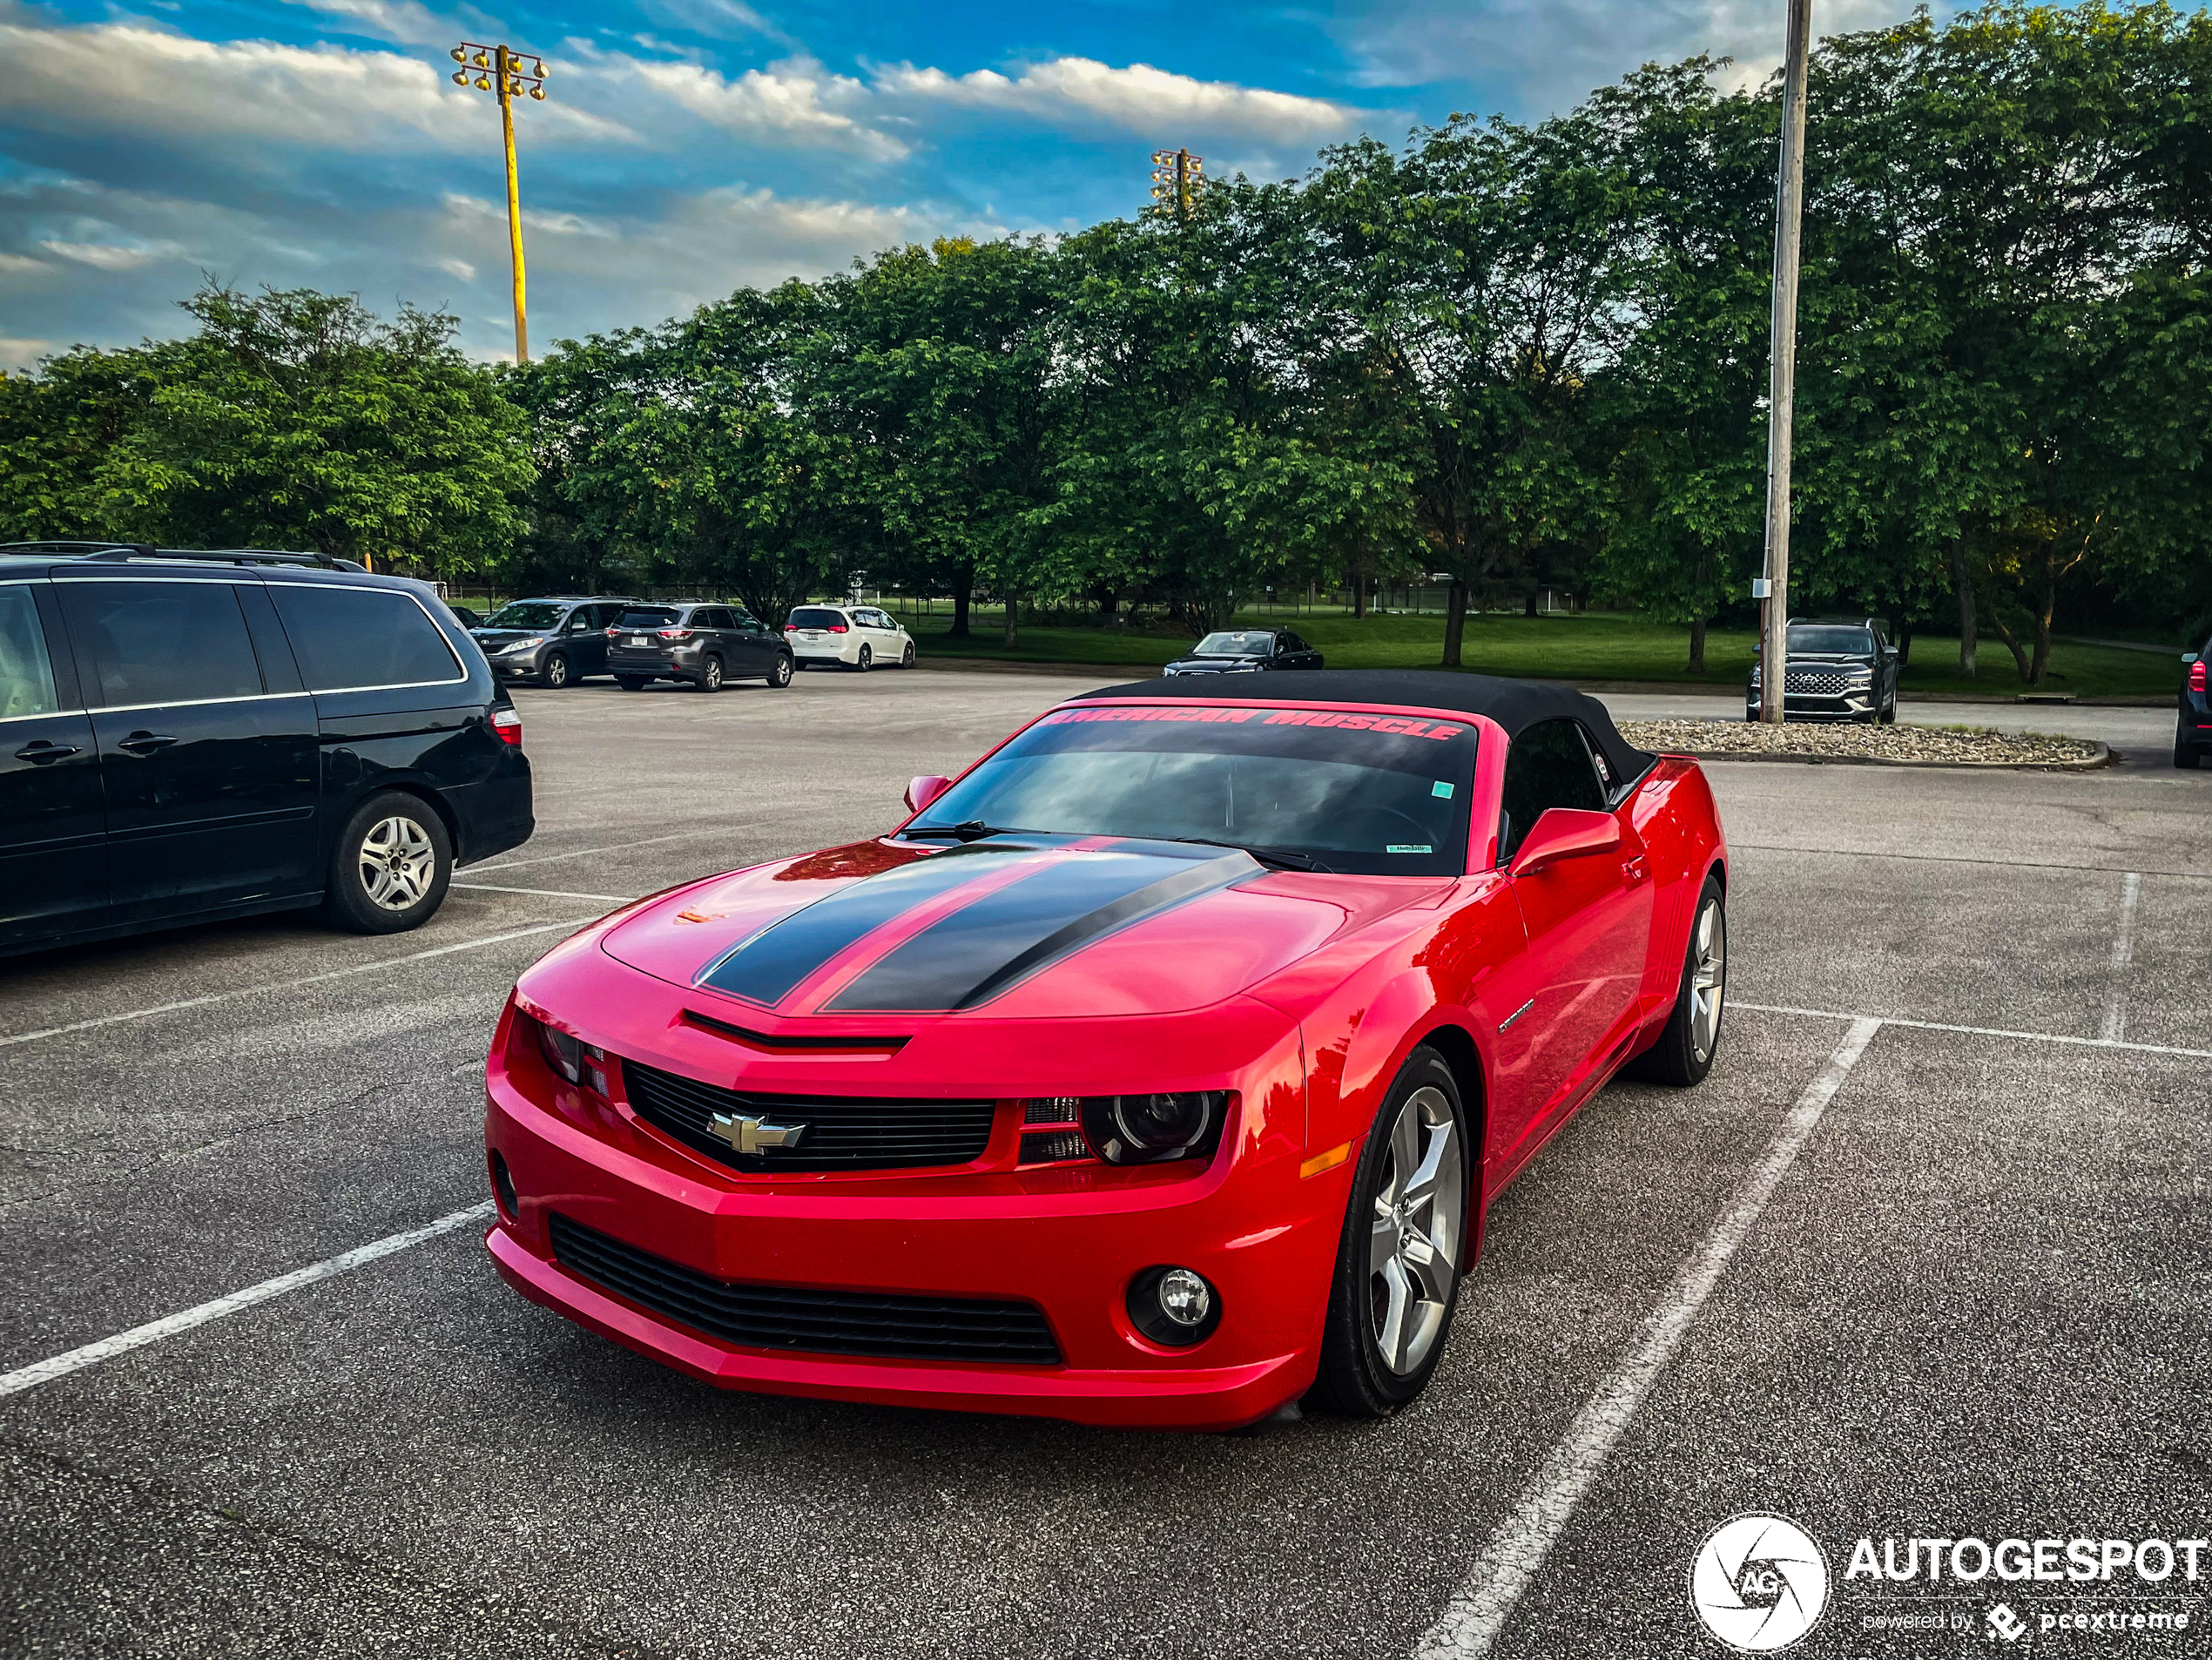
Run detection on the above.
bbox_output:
[784,604,917,671]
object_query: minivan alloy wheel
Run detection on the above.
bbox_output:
[360,816,436,911]
[542,654,570,688]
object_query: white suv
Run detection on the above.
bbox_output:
[785,604,917,671]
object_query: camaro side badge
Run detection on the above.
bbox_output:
[709,1113,808,1155]
[1497,999,1535,1034]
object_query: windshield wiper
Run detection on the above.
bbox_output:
[1161,836,1332,873]
[903,820,1020,842]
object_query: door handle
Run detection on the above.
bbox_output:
[14,739,81,763]
[1622,855,1650,885]
[118,731,179,755]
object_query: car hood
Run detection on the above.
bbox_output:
[599,833,1449,1022]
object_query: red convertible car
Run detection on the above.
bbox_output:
[484,671,1728,1429]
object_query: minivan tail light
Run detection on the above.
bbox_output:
[826,624,849,633]
[490,707,523,747]
[784,624,799,631]
[2193,659,2207,693]
[658,628,693,639]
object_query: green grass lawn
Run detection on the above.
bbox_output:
[893,605,2180,702]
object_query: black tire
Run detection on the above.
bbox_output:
[321,790,452,935]
[541,653,570,689]
[616,677,649,692]
[766,652,793,689]
[900,641,916,668]
[1307,1046,1469,1419]
[1878,693,1896,725]
[697,655,723,693]
[2179,718,2202,769]
[1628,875,1727,1086]
[854,644,873,672]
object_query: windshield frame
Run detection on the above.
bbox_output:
[900,698,1487,877]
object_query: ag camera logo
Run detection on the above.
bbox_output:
[1689,1514,1831,1652]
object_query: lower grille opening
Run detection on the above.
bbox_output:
[549,1212,1062,1366]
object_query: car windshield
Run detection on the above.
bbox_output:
[617,608,678,628]
[907,705,1478,877]
[1194,631,1274,657]
[791,608,847,628]
[484,602,565,630]
[1787,625,1876,655]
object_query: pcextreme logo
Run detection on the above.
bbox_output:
[1689,1514,1832,1652]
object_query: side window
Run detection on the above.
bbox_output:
[706,608,736,630]
[1283,632,1308,653]
[64,581,263,707]
[562,607,592,633]
[269,585,463,692]
[0,586,60,720]
[732,609,760,631]
[1498,718,1608,862]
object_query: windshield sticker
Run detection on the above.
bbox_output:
[1387,844,1434,854]
[1431,780,1455,798]
[1043,706,1466,742]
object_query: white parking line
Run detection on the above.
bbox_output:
[455,882,633,904]
[1413,1019,1884,1660]
[0,1202,496,1400]
[2100,872,2142,1042]
[468,820,781,874]
[1734,1000,2211,1059]
[0,920,594,1050]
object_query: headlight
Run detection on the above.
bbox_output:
[502,636,544,652]
[1844,665,1872,680]
[1082,1091,1228,1164]
[519,1008,605,1093]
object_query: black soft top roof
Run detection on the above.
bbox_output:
[1075,669,1656,784]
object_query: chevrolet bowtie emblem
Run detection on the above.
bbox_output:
[708,1112,808,1156]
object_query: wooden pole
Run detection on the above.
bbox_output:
[497,44,529,363]
[1759,0,1811,723]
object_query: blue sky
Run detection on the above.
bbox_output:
[0,0,1919,368]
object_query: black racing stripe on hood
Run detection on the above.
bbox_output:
[694,843,1037,1007]
[825,845,1251,1013]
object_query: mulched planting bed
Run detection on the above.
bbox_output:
[1616,719,2106,768]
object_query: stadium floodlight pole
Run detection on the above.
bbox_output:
[449,42,548,363]
[1150,147,1204,221]
[1758,0,1812,723]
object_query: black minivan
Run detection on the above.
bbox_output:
[0,543,534,956]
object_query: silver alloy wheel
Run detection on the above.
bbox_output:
[1368,1085,1464,1376]
[1689,896,1726,1063]
[358,815,435,912]
[701,656,722,692]
[543,654,569,687]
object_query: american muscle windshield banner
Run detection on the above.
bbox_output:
[1040,707,1468,741]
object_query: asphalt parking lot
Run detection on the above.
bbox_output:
[3,668,2207,1658]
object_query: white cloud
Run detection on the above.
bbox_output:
[568,50,904,159]
[0,17,636,156]
[437,255,476,280]
[39,240,184,269]
[0,337,54,369]
[281,0,455,50]
[1339,0,1924,114]
[877,57,1357,145]
[0,252,50,273]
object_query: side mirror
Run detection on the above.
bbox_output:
[905,774,952,816]
[1508,807,1622,878]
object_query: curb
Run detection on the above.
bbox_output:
[908,657,1141,679]
[1666,741,2113,772]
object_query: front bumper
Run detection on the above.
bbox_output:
[1746,685,1877,721]
[482,960,1332,1430]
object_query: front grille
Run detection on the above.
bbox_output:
[1784,667,1856,697]
[549,1212,1061,1365]
[621,1057,995,1173]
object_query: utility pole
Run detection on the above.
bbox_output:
[1758,0,1811,723]
[450,43,548,363]
[1150,147,1204,220]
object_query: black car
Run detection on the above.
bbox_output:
[470,596,643,688]
[0,542,532,956]
[1162,628,1325,677]
[606,602,794,692]
[446,602,487,630]
[1747,617,1899,723]
[2180,632,2211,769]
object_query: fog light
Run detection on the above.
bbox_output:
[1127,1265,1222,1347]
[1158,1268,1211,1326]
[489,1149,518,1220]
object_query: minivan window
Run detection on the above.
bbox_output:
[617,609,678,629]
[67,581,263,707]
[791,608,846,628]
[485,602,565,630]
[270,585,463,692]
[0,586,60,719]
